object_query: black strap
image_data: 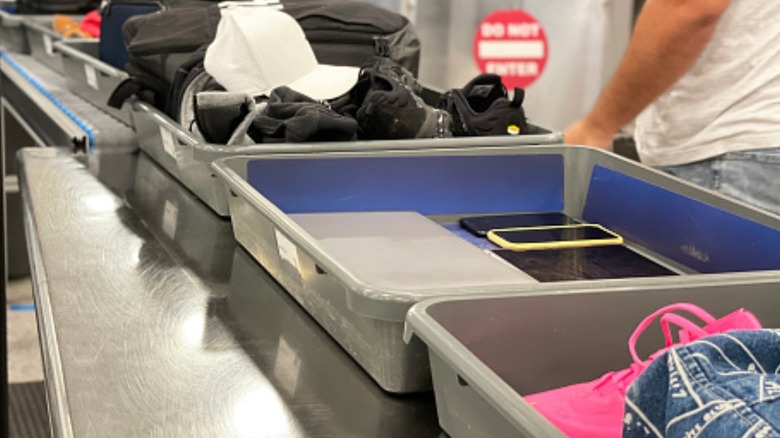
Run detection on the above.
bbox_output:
[107,63,170,109]
[107,78,143,109]
[164,51,207,119]
[511,87,525,108]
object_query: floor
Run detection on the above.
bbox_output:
[7,275,48,438]
[7,276,43,383]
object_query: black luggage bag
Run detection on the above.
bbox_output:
[99,0,216,69]
[108,0,421,120]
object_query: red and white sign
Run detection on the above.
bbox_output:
[473,9,549,89]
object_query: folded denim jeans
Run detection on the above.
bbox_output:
[624,329,780,438]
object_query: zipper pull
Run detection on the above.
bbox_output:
[374,37,390,57]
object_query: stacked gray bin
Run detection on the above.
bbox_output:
[23,16,86,73]
[211,145,780,393]
[405,278,780,437]
[55,39,133,126]
[0,10,29,53]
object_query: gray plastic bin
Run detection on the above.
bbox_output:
[23,16,84,73]
[55,39,133,126]
[125,152,236,280]
[132,100,563,217]
[405,279,780,437]
[0,10,29,53]
[210,146,780,393]
[226,246,441,435]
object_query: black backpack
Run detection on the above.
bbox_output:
[16,0,99,13]
[98,0,217,69]
[108,5,221,120]
[108,0,421,121]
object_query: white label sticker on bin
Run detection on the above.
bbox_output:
[159,127,176,158]
[84,64,99,90]
[275,229,300,271]
[162,200,178,239]
[273,336,301,396]
[42,35,54,57]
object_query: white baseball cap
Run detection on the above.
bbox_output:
[204,7,360,100]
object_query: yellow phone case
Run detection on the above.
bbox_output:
[486,224,623,251]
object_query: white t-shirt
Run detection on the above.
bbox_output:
[635,1,780,167]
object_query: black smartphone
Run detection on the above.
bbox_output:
[459,212,579,237]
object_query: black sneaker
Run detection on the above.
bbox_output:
[344,57,452,140]
[441,74,527,137]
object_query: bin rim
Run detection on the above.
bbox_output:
[212,151,780,323]
[131,99,565,162]
[402,273,780,437]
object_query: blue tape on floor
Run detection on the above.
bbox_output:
[9,304,35,312]
[0,50,95,151]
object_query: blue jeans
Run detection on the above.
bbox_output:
[623,330,780,438]
[661,147,780,216]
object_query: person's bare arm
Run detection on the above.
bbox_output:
[565,0,731,149]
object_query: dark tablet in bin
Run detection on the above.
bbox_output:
[460,212,579,236]
[493,245,678,282]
